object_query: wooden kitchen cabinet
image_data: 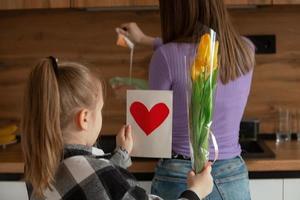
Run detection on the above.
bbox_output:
[1,0,299,10]
[71,0,158,8]
[273,0,300,4]
[0,0,70,10]
[224,0,272,5]
[71,0,273,9]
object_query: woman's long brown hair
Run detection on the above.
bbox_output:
[159,0,255,84]
[21,59,101,198]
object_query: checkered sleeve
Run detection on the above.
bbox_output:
[110,147,132,169]
[91,159,149,200]
[148,193,199,200]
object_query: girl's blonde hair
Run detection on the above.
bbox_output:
[21,58,102,198]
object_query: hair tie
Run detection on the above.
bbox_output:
[48,56,59,77]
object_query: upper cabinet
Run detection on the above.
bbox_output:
[71,0,273,8]
[0,0,299,10]
[224,0,272,5]
[71,0,158,8]
[273,0,300,4]
[0,0,70,10]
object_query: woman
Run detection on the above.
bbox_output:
[117,0,255,199]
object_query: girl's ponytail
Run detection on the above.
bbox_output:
[21,58,63,198]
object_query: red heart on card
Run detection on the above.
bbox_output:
[130,101,169,136]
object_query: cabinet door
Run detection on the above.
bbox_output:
[249,179,283,200]
[0,0,70,10]
[284,179,300,200]
[71,0,158,8]
[273,0,300,4]
[224,0,272,5]
[72,0,274,8]
[0,182,28,200]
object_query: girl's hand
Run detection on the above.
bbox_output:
[187,163,213,199]
[116,22,155,46]
[116,125,133,154]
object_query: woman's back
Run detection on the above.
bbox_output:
[149,40,254,159]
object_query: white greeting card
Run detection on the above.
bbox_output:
[127,90,172,158]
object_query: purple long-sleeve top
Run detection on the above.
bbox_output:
[149,38,254,160]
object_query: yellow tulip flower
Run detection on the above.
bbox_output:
[191,34,219,82]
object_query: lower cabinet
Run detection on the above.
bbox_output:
[249,179,300,200]
[1,179,299,200]
[250,179,283,200]
[284,179,300,200]
[0,181,28,200]
[138,179,300,200]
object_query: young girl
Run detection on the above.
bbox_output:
[21,57,213,200]
[117,0,255,199]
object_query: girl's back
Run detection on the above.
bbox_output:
[30,144,137,200]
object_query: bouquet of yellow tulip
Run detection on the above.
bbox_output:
[189,29,219,173]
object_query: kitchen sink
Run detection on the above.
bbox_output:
[240,140,275,159]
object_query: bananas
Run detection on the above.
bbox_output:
[0,124,17,145]
[0,134,16,144]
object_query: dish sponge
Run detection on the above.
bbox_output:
[116,34,134,49]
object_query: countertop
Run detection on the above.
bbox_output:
[1,140,300,174]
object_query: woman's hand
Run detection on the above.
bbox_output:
[116,125,133,154]
[116,22,155,46]
[187,163,213,199]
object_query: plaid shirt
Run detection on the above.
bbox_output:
[30,144,199,200]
